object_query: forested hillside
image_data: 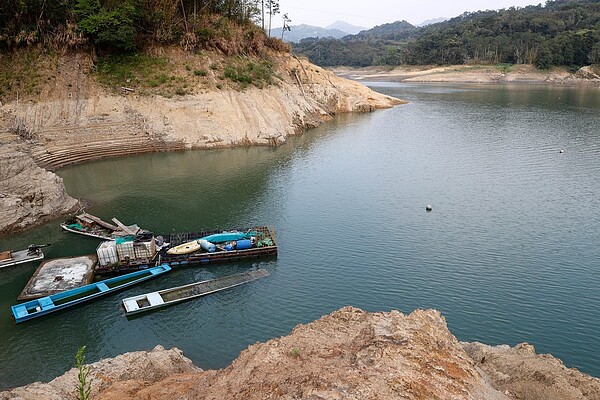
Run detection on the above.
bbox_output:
[293,0,600,69]
[0,0,294,99]
[0,0,286,54]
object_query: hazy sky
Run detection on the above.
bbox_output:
[279,0,543,28]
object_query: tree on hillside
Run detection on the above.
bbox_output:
[75,0,139,51]
[281,13,291,40]
[266,0,279,37]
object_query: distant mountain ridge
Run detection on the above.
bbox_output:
[292,0,600,69]
[354,20,416,39]
[271,24,348,42]
[417,17,448,26]
[272,20,366,43]
[326,21,366,35]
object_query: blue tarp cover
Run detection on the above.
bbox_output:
[199,231,255,243]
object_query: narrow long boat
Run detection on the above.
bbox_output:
[11,264,171,323]
[122,268,269,316]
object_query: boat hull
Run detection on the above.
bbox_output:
[122,269,269,315]
[11,264,171,323]
[60,223,113,240]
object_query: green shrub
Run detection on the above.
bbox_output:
[194,69,208,76]
[96,54,168,88]
[75,346,92,400]
[222,60,274,88]
[496,63,513,73]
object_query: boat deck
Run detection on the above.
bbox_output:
[0,249,44,269]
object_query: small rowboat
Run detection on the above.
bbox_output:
[122,268,269,316]
[11,264,171,323]
[166,240,201,255]
[0,244,48,269]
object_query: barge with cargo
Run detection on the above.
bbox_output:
[94,226,277,276]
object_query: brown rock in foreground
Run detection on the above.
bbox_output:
[0,346,200,400]
[174,307,508,400]
[4,308,598,400]
[463,342,600,400]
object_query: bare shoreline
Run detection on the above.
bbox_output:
[331,64,600,86]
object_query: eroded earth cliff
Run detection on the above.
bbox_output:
[0,52,403,234]
[2,307,598,400]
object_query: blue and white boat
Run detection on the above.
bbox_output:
[11,264,171,323]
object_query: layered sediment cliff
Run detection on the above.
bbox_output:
[0,52,403,234]
[2,307,598,400]
[0,145,78,235]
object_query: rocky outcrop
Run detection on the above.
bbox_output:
[0,346,199,400]
[5,307,598,400]
[0,145,78,235]
[463,342,600,400]
[0,52,402,234]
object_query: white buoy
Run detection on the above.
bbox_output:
[426,205,433,212]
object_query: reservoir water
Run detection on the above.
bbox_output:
[1,82,599,389]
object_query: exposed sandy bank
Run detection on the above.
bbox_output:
[0,52,403,235]
[2,307,598,399]
[333,64,600,85]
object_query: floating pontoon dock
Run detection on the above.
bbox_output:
[17,255,96,300]
[122,268,270,315]
[94,226,277,277]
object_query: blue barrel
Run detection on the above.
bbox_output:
[235,239,252,250]
[199,239,216,253]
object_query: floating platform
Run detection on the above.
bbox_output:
[94,226,278,277]
[18,255,96,300]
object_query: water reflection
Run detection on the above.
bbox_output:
[1,83,599,389]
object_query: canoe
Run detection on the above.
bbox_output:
[166,240,201,255]
[199,231,255,243]
[122,268,269,316]
[11,264,171,323]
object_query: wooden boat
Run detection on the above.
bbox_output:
[166,240,201,255]
[122,268,269,315]
[61,212,147,240]
[11,264,171,323]
[0,244,49,270]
